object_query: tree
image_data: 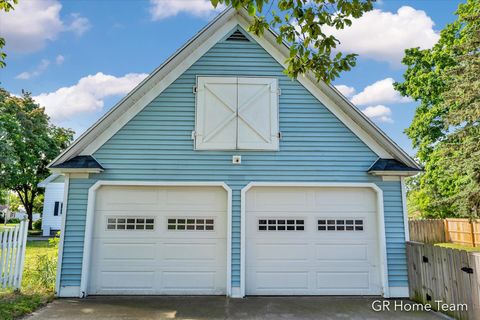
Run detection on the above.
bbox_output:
[394,0,480,218]
[211,0,374,83]
[0,0,18,68]
[0,88,74,228]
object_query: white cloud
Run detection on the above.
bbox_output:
[149,0,224,20]
[334,84,356,98]
[56,54,65,65]
[329,6,439,64]
[15,59,50,80]
[0,0,90,53]
[65,13,91,36]
[361,105,393,123]
[33,72,148,120]
[351,78,411,106]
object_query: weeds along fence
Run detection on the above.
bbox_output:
[409,218,480,247]
[407,241,480,320]
[0,220,28,289]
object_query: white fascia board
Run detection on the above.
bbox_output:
[50,6,419,170]
[48,7,238,167]
[235,11,420,169]
[50,168,103,174]
[369,170,420,177]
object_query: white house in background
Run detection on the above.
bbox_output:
[38,174,65,236]
[13,209,41,222]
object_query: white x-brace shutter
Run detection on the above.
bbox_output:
[195,77,279,150]
[237,77,279,150]
[195,77,237,150]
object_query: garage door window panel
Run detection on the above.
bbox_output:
[317,218,364,231]
[167,217,215,231]
[258,218,305,231]
[106,217,155,231]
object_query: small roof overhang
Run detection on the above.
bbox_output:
[368,158,422,177]
[49,155,104,174]
[38,173,62,188]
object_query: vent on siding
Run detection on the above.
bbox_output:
[226,30,249,42]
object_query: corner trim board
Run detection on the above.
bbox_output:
[239,181,390,298]
[401,177,410,242]
[78,180,233,298]
[389,286,409,298]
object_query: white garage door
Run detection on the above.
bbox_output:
[89,185,227,295]
[246,186,382,295]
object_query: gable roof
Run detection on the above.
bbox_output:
[49,7,420,170]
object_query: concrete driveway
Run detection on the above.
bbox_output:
[25,296,447,320]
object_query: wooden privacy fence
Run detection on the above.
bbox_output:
[445,219,480,247]
[409,219,446,243]
[409,218,480,247]
[407,241,480,320]
[0,220,28,289]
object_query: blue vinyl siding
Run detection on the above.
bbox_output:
[60,27,408,290]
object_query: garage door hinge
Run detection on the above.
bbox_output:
[193,86,197,94]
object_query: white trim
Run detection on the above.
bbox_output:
[369,170,419,177]
[49,9,238,165]
[68,173,90,179]
[55,174,70,296]
[78,180,233,298]
[50,168,102,174]
[389,286,409,298]
[401,177,410,242]
[57,286,80,298]
[48,7,419,170]
[38,174,61,188]
[239,182,390,298]
[381,176,401,182]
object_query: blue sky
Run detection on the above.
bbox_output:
[0,0,463,155]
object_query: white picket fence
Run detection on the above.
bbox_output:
[0,220,28,289]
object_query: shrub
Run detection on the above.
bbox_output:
[7,218,20,224]
[33,219,42,230]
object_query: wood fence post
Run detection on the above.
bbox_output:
[444,219,450,243]
[471,220,476,247]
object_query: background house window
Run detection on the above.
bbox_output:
[53,201,63,216]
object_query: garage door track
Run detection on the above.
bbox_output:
[25,296,447,320]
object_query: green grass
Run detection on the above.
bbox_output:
[27,230,42,236]
[435,242,480,252]
[0,240,57,320]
